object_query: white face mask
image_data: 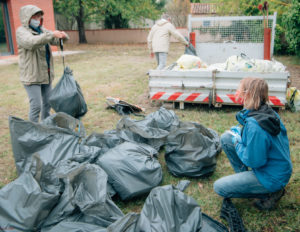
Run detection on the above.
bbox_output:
[30,18,40,28]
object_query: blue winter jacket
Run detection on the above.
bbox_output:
[235,104,292,192]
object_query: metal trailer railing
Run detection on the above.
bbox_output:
[187,13,277,64]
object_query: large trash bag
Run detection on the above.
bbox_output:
[106,213,140,232]
[45,213,140,232]
[135,181,202,232]
[201,213,229,232]
[116,107,179,151]
[42,161,124,229]
[185,40,197,56]
[85,130,124,154]
[9,116,101,175]
[42,112,86,137]
[0,171,59,232]
[96,142,162,200]
[49,67,88,118]
[29,153,63,195]
[42,222,106,232]
[165,121,221,177]
[135,181,228,232]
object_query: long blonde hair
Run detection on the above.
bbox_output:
[236,77,269,110]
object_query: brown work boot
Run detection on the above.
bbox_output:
[254,189,285,210]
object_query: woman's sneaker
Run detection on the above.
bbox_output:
[254,189,285,210]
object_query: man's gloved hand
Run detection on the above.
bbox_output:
[230,126,242,145]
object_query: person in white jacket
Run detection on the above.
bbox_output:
[147,14,189,70]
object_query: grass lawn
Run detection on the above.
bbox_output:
[0,44,299,231]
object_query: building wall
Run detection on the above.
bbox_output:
[65,28,189,44]
[6,0,57,54]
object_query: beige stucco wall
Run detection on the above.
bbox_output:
[65,28,189,44]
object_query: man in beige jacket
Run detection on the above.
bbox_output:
[16,5,68,122]
[147,14,189,70]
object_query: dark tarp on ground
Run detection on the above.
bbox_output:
[165,121,221,177]
[116,107,179,151]
[41,161,124,230]
[49,67,88,118]
[9,116,102,175]
[96,142,162,200]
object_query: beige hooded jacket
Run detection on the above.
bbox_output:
[16,5,68,85]
[147,19,188,53]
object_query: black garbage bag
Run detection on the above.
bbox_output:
[85,130,124,154]
[165,121,221,177]
[201,213,229,232]
[96,142,162,200]
[29,153,63,195]
[135,181,228,232]
[42,112,86,137]
[106,213,140,232]
[116,107,179,151]
[49,67,87,118]
[9,116,101,175]
[42,222,106,232]
[135,181,202,232]
[0,171,59,232]
[184,37,197,56]
[42,161,124,229]
[45,213,139,232]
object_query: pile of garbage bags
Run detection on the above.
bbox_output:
[224,54,286,72]
[1,107,225,231]
[170,53,286,73]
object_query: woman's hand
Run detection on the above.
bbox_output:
[53,31,68,39]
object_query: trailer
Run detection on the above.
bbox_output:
[149,69,288,109]
[148,13,289,109]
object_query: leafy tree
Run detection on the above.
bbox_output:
[104,0,167,29]
[53,0,163,43]
[166,0,191,27]
[282,0,300,56]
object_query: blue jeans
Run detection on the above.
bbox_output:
[155,52,167,70]
[213,132,271,199]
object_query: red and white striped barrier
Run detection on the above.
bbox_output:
[151,92,285,107]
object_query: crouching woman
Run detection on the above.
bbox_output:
[214,77,292,210]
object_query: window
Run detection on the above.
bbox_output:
[0,0,14,56]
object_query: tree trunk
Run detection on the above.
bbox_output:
[76,0,87,44]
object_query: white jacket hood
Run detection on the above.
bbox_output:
[156,19,169,27]
[19,5,43,27]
